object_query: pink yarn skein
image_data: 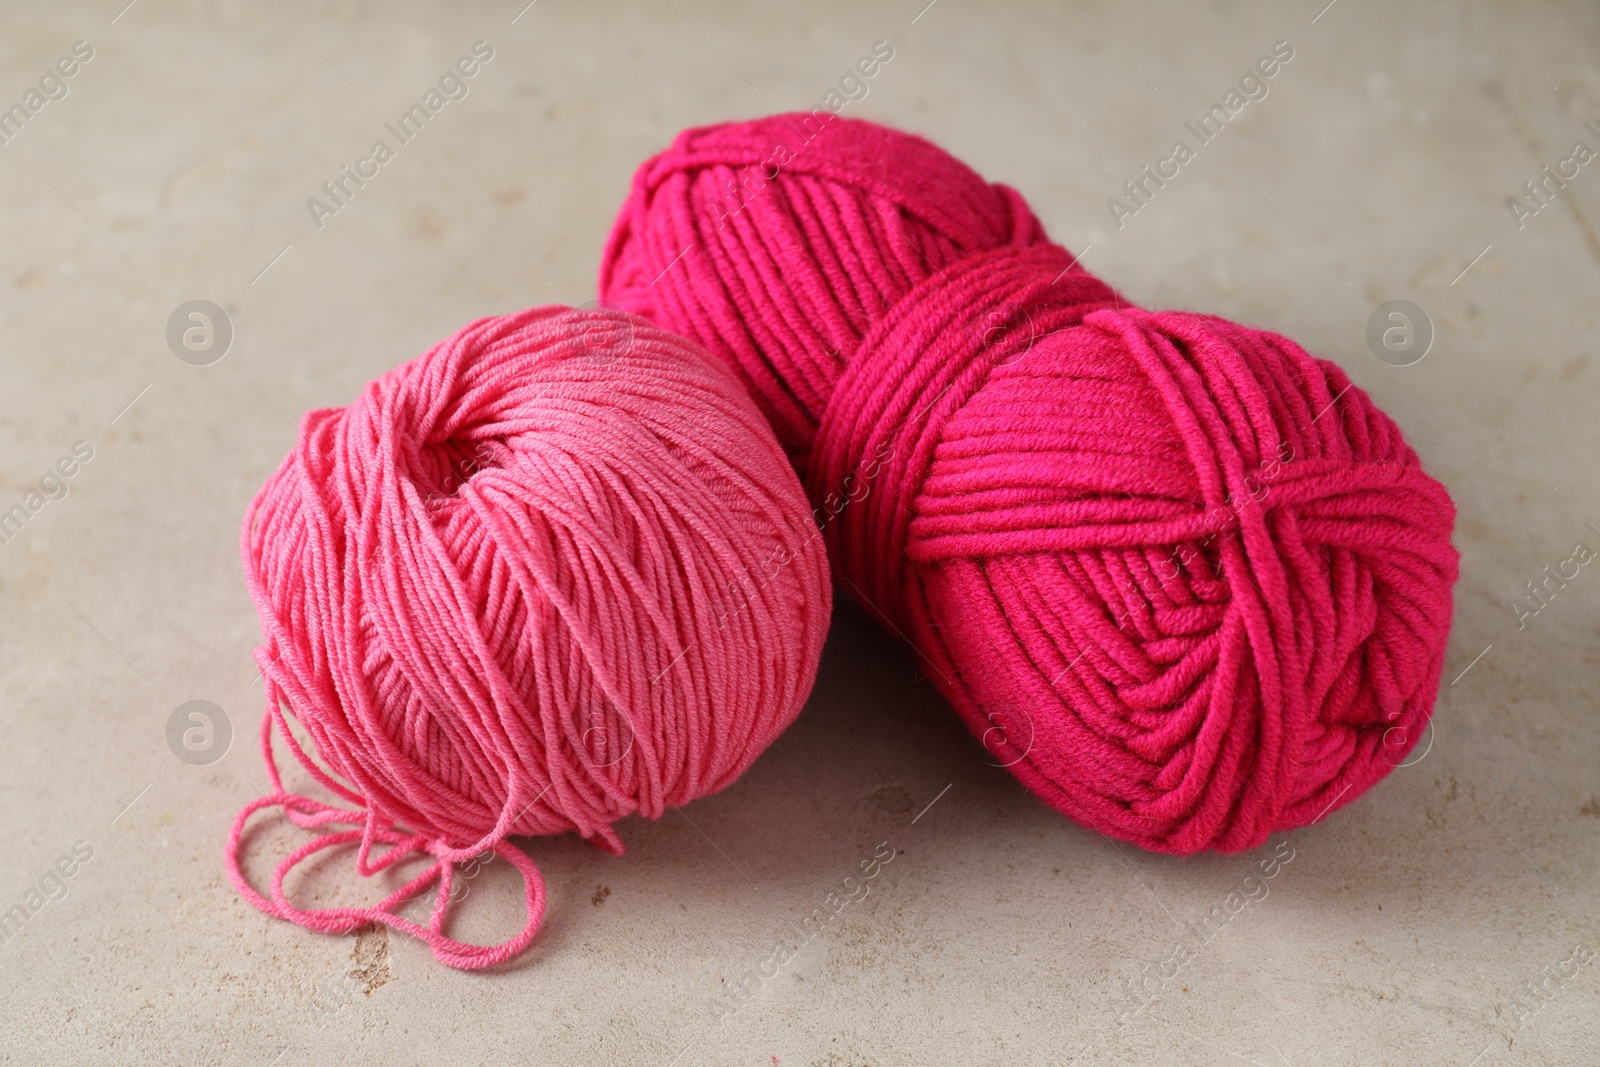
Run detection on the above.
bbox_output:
[600,114,1459,854]
[226,306,830,969]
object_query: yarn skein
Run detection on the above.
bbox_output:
[599,114,1459,854]
[226,306,830,968]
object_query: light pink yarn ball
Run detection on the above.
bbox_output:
[227,305,830,969]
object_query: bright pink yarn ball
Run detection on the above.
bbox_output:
[600,114,1459,854]
[227,306,829,968]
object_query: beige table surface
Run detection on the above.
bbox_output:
[1,1,1597,1064]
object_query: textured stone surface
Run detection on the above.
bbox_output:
[0,1,1596,1064]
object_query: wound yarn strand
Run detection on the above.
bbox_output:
[227,306,830,968]
[600,114,1459,854]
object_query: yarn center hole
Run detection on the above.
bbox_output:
[416,436,512,504]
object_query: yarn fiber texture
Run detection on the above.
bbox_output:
[226,305,830,968]
[599,114,1459,854]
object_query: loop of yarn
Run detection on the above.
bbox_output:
[600,115,1459,853]
[226,306,830,967]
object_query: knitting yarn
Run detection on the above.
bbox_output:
[599,114,1458,854]
[226,306,829,968]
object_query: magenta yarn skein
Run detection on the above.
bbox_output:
[600,114,1459,854]
[226,306,830,969]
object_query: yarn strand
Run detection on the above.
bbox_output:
[601,115,1458,854]
[226,306,829,968]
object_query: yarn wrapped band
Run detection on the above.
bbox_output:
[226,306,830,968]
[600,115,1459,854]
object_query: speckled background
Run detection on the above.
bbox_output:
[1,1,1597,1064]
